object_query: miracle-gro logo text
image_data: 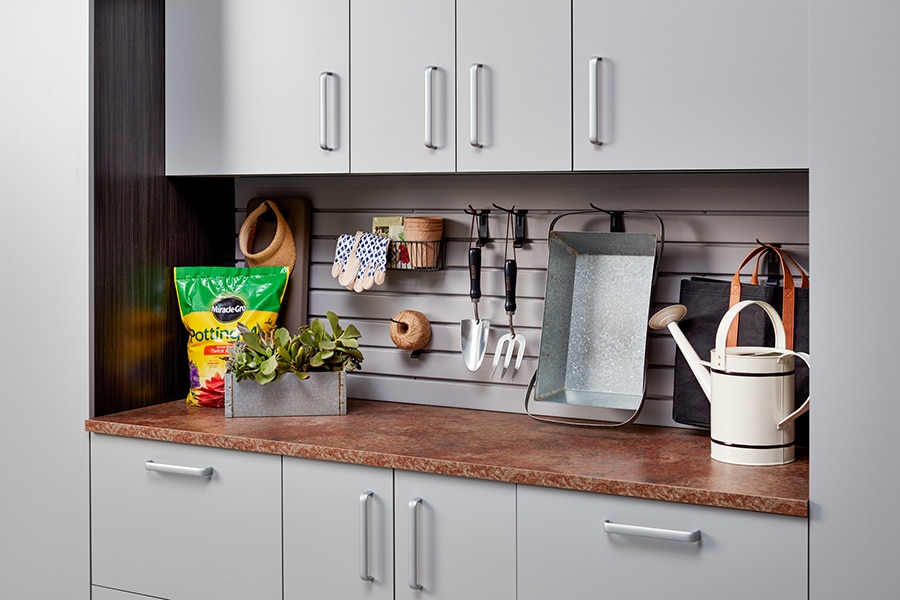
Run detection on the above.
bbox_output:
[211,296,246,323]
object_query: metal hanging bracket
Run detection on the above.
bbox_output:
[492,204,528,248]
[465,205,492,246]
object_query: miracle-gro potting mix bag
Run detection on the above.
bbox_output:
[174,266,289,408]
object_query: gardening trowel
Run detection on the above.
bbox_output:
[461,247,490,371]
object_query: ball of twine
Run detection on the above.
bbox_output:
[389,310,432,351]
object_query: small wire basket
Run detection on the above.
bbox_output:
[386,240,445,271]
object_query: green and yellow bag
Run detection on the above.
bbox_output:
[174,266,290,407]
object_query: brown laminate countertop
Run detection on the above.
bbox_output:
[85,399,808,517]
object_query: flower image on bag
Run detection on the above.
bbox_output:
[174,266,290,407]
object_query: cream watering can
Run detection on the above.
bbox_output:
[649,300,810,466]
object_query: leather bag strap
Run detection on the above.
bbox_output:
[727,245,808,349]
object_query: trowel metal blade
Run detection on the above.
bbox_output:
[461,319,491,371]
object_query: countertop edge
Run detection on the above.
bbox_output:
[84,414,809,518]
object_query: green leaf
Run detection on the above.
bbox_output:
[310,319,325,337]
[273,327,291,347]
[256,370,276,384]
[240,328,266,354]
[260,354,278,376]
[342,324,362,339]
[326,311,341,336]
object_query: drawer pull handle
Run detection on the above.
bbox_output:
[589,57,603,145]
[408,497,424,590]
[425,66,438,149]
[144,460,213,478]
[603,520,701,543]
[319,71,335,151]
[359,491,375,582]
[469,63,484,148]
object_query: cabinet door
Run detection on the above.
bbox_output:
[456,0,571,172]
[90,434,281,600]
[166,0,349,175]
[351,0,455,173]
[395,471,516,600]
[283,458,393,600]
[573,0,808,171]
[518,485,807,600]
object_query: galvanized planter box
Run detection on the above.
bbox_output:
[224,371,347,417]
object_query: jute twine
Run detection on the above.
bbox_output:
[239,200,297,272]
[389,310,432,351]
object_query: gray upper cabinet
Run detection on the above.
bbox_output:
[166,0,350,175]
[573,0,808,171]
[456,0,572,172]
[350,0,455,174]
[166,1,806,175]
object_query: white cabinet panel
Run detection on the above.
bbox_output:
[283,458,394,600]
[90,434,282,600]
[456,0,572,172]
[395,471,516,600]
[166,0,349,175]
[350,0,455,173]
[573,0,808,171]
[518,484,807,600]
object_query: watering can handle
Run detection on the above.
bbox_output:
[777,350,811,429]
[713,300,787,369]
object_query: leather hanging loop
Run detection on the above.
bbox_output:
[239,200,297,273]
[727,244,809,349]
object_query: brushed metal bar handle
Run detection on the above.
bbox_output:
[425,66,438,149]
[469,63,484,148]
[589,57,603,145]
[603,520,701,543]
[319,71,334,151]
[144,460,213,478]
[359,491,375,581]
[408,497,424,590]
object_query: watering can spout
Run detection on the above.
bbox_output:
[649,305,712,401]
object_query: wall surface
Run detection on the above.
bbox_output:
[809,1,900,596]
[236,172,808,427]
[0,1,91,597]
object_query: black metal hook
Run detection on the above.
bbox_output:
[492,204,528,247]
[589,203,625,232]
[465,205,491,246]
[755,239,783,286]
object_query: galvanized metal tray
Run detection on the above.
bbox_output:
[530,211,663,425]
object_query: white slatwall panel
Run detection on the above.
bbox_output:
[234,172,808,427]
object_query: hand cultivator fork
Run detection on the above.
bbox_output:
[492,208,525,379]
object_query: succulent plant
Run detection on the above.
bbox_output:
[226,311,363,384]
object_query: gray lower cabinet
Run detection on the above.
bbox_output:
[394,470,517,600]
[90,434,282,600]
[91,435,804,600]
[282,460,517,600]
[283,457,395,599]
[517,484,808,600]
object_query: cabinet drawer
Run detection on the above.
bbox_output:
[90,434,281,600]
[518,484,807,600]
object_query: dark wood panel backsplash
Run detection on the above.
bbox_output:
[93,0,233,416]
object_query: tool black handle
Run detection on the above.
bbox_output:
[469,247,482,300]
[504,259,517,313]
